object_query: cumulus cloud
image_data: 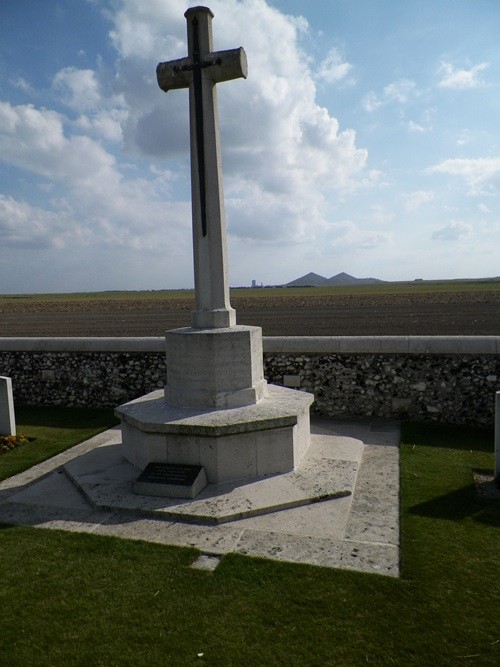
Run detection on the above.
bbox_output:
[368,204,394,225]
[0,195,72,249]
[363,78,418,112]
[53,67,102,112]
[329,220,392,249]
[0,0,370,292]
[0,101,118,186]
[438,61,489,89]
[362,91,383,113]
[316,48,353,84]
[110,0,368,243]
[432,220,473,241]
[403,190,435,213]
[384,79,417,103]
[428,157,500,195]
[0,100,190,255]
[407,120,426,132]
[10,77,35,94]
[52,66,127,142]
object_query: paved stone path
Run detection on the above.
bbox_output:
[0,417,400,577]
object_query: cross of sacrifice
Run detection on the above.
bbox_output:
[157,6,247,329]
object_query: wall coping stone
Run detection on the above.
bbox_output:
[0,336,498,355]
[0,337,165,352]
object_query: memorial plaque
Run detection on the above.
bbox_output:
[134,462,207,499]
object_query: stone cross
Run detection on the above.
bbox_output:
[157,6,247,329]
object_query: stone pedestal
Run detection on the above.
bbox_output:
[165,326,267,408]
[116,325,314,486]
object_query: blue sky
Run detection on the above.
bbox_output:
[1,0,499,293]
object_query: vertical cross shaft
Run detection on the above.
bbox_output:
[157,7,247,329]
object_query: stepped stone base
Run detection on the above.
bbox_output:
[115,385,314,485]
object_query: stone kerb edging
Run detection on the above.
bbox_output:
[0,336,499,355]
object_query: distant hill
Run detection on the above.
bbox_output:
[284,272,331,287]
[284,272,386,287]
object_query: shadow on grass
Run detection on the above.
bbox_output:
[16,406,119,429]
[409,483,500,528]
[403,421,494,453]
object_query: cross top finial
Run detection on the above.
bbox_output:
[184,6,214,19]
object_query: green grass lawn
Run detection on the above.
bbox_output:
[0,406,118,482]
[0,415,498,665]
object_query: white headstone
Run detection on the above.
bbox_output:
[157,6,247,329]
[495,391,500,484]
[0,376,16,436]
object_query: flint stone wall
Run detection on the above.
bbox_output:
[0,336,498,427]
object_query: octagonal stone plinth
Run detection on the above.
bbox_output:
[116,385,313,484]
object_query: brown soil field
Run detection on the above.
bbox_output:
[1,290,499,336]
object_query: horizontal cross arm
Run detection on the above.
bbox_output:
[157,47,247,93]
[157,57,192,92]
[210,47,248,84]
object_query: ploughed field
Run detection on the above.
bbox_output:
[0,285,499,336]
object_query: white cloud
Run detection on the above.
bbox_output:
[362,91,382,113]
[432,220,473,241]
[0,101,190,255]
[428,157,500,195]
[10,77,34,94]
[438,61,489,89]
[109,0,367,245]
[74,109,127,142]
[0,101,117,185]
[403,190,435,213]
[407,120,426,132]
[368,204,394,224]
[364,79,417,113]
[477,203,491,214]
[329,220,392,249]
[384,79,417,103]
[316,48,353,84]
[52,66,127,141]
[456,129,472,146]
[0,195,72,249]
[53,67,102,112]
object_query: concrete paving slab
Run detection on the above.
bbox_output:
[191,554,221,571]
[345,444,400,546]
[0,417,400,577]
[233,493,353,538]
[234,530,399,577]
[64,436,359,524]
[5,470,90,511]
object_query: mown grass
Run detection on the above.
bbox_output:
[0,417,498,665]
[0,406,118,481]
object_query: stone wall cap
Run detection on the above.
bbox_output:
[262,336,500,355]
[0,335,498,355]
[0,337,166,352]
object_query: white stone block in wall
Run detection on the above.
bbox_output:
[0,376,16,436]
